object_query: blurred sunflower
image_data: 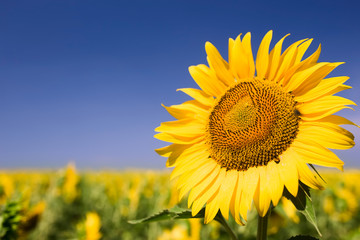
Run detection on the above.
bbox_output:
[155,31,357,224]
[157,219,201,240]
[77,212,102,240]
[324,188,358,222]
[157,224,189,240]
[62,163,79,202]
[0,174,14,204]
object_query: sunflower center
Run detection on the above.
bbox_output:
[206,78,299,171]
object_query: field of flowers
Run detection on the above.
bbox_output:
[0,164,360,240]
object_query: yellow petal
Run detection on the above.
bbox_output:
[218,170,238,220]
[317,85,352,98]
[281,42,320,86]
[189,64,226,97]
[155,119,204,138]
[154,132,202,144]
[171,148,208,180]
[229,34,254,80]
[155,144,190,167]
[167,142,207,167]
[232,171,246,223]
[204,189,220,224]
[279,150,299,197]
[266,161,283,206]
[297,123,355,150]
[297,95,356,116]
[162,100,209,120]
[295,76,349,102]
[170,149,207,179]
[188,165,221,208]
[155,144,175,157]
[300,106,354,121]
[291,139,344,170]
[267,34,289,80]
[284,62,328,93]
[292,62,344,96]
[312,115,359,127]
[282,38,308,58]
[294,39,313,64]
[229,174,238,222]
[291,150,324,190]
[300,44,321,68]
[190,169,221,215]
[202,168,226,223]
[256,30,273,80]
[176,160,218,199]
[205,42,234,86]
[274,39,308,83]
[241,167,259,213]
[228,37,235,64]
[253,166,271,217]
[177,88,215,107]
[242,32,255,77]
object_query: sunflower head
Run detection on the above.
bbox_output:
[155,30,356,224]
[206,78,300,171]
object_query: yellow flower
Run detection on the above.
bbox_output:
[18,201,46,239]
[85,212,102,240]
[167,181,180,208]
[62,163,79,202]
[208,221,220,239]
[267,211,285,235]
[157,225,189,240]
[22,201,46,223]
[335,188,357,222]
[0,174,14,203]
[128,176,142,214]
[155,31,357,224]
[281,197,300,223]
[268,198,300,235]
[323,195,335,215]
[157,219,200,240]
[189,218,201,240]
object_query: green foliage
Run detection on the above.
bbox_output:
[1,169,360,239]
[0,199,23,240]
[0,186,4,197]
[284,183,321,237]
[128,206,205,224]
[288,235,319,240]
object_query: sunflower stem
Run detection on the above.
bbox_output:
[216,212,238,240]
[257,210,270,240]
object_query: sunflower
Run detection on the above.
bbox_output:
[77,212,102,240]
[155,31,356,224]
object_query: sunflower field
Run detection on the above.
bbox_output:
[0,164,359,240]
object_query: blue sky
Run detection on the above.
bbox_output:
[1,0,359,169]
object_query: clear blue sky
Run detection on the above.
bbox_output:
[1,0,359,169]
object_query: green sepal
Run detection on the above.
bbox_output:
[128,206,204,224]
[129,207,239,240]
[284,182,321,237]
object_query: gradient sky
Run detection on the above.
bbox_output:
[1,0,359,169]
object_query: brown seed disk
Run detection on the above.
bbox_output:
[206,78,299,171]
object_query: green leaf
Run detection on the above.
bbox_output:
[0,198,23,240]
[129,207,239,240]
[298,196,321,237]
[284,183,322,237]
[128,206,205,224]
